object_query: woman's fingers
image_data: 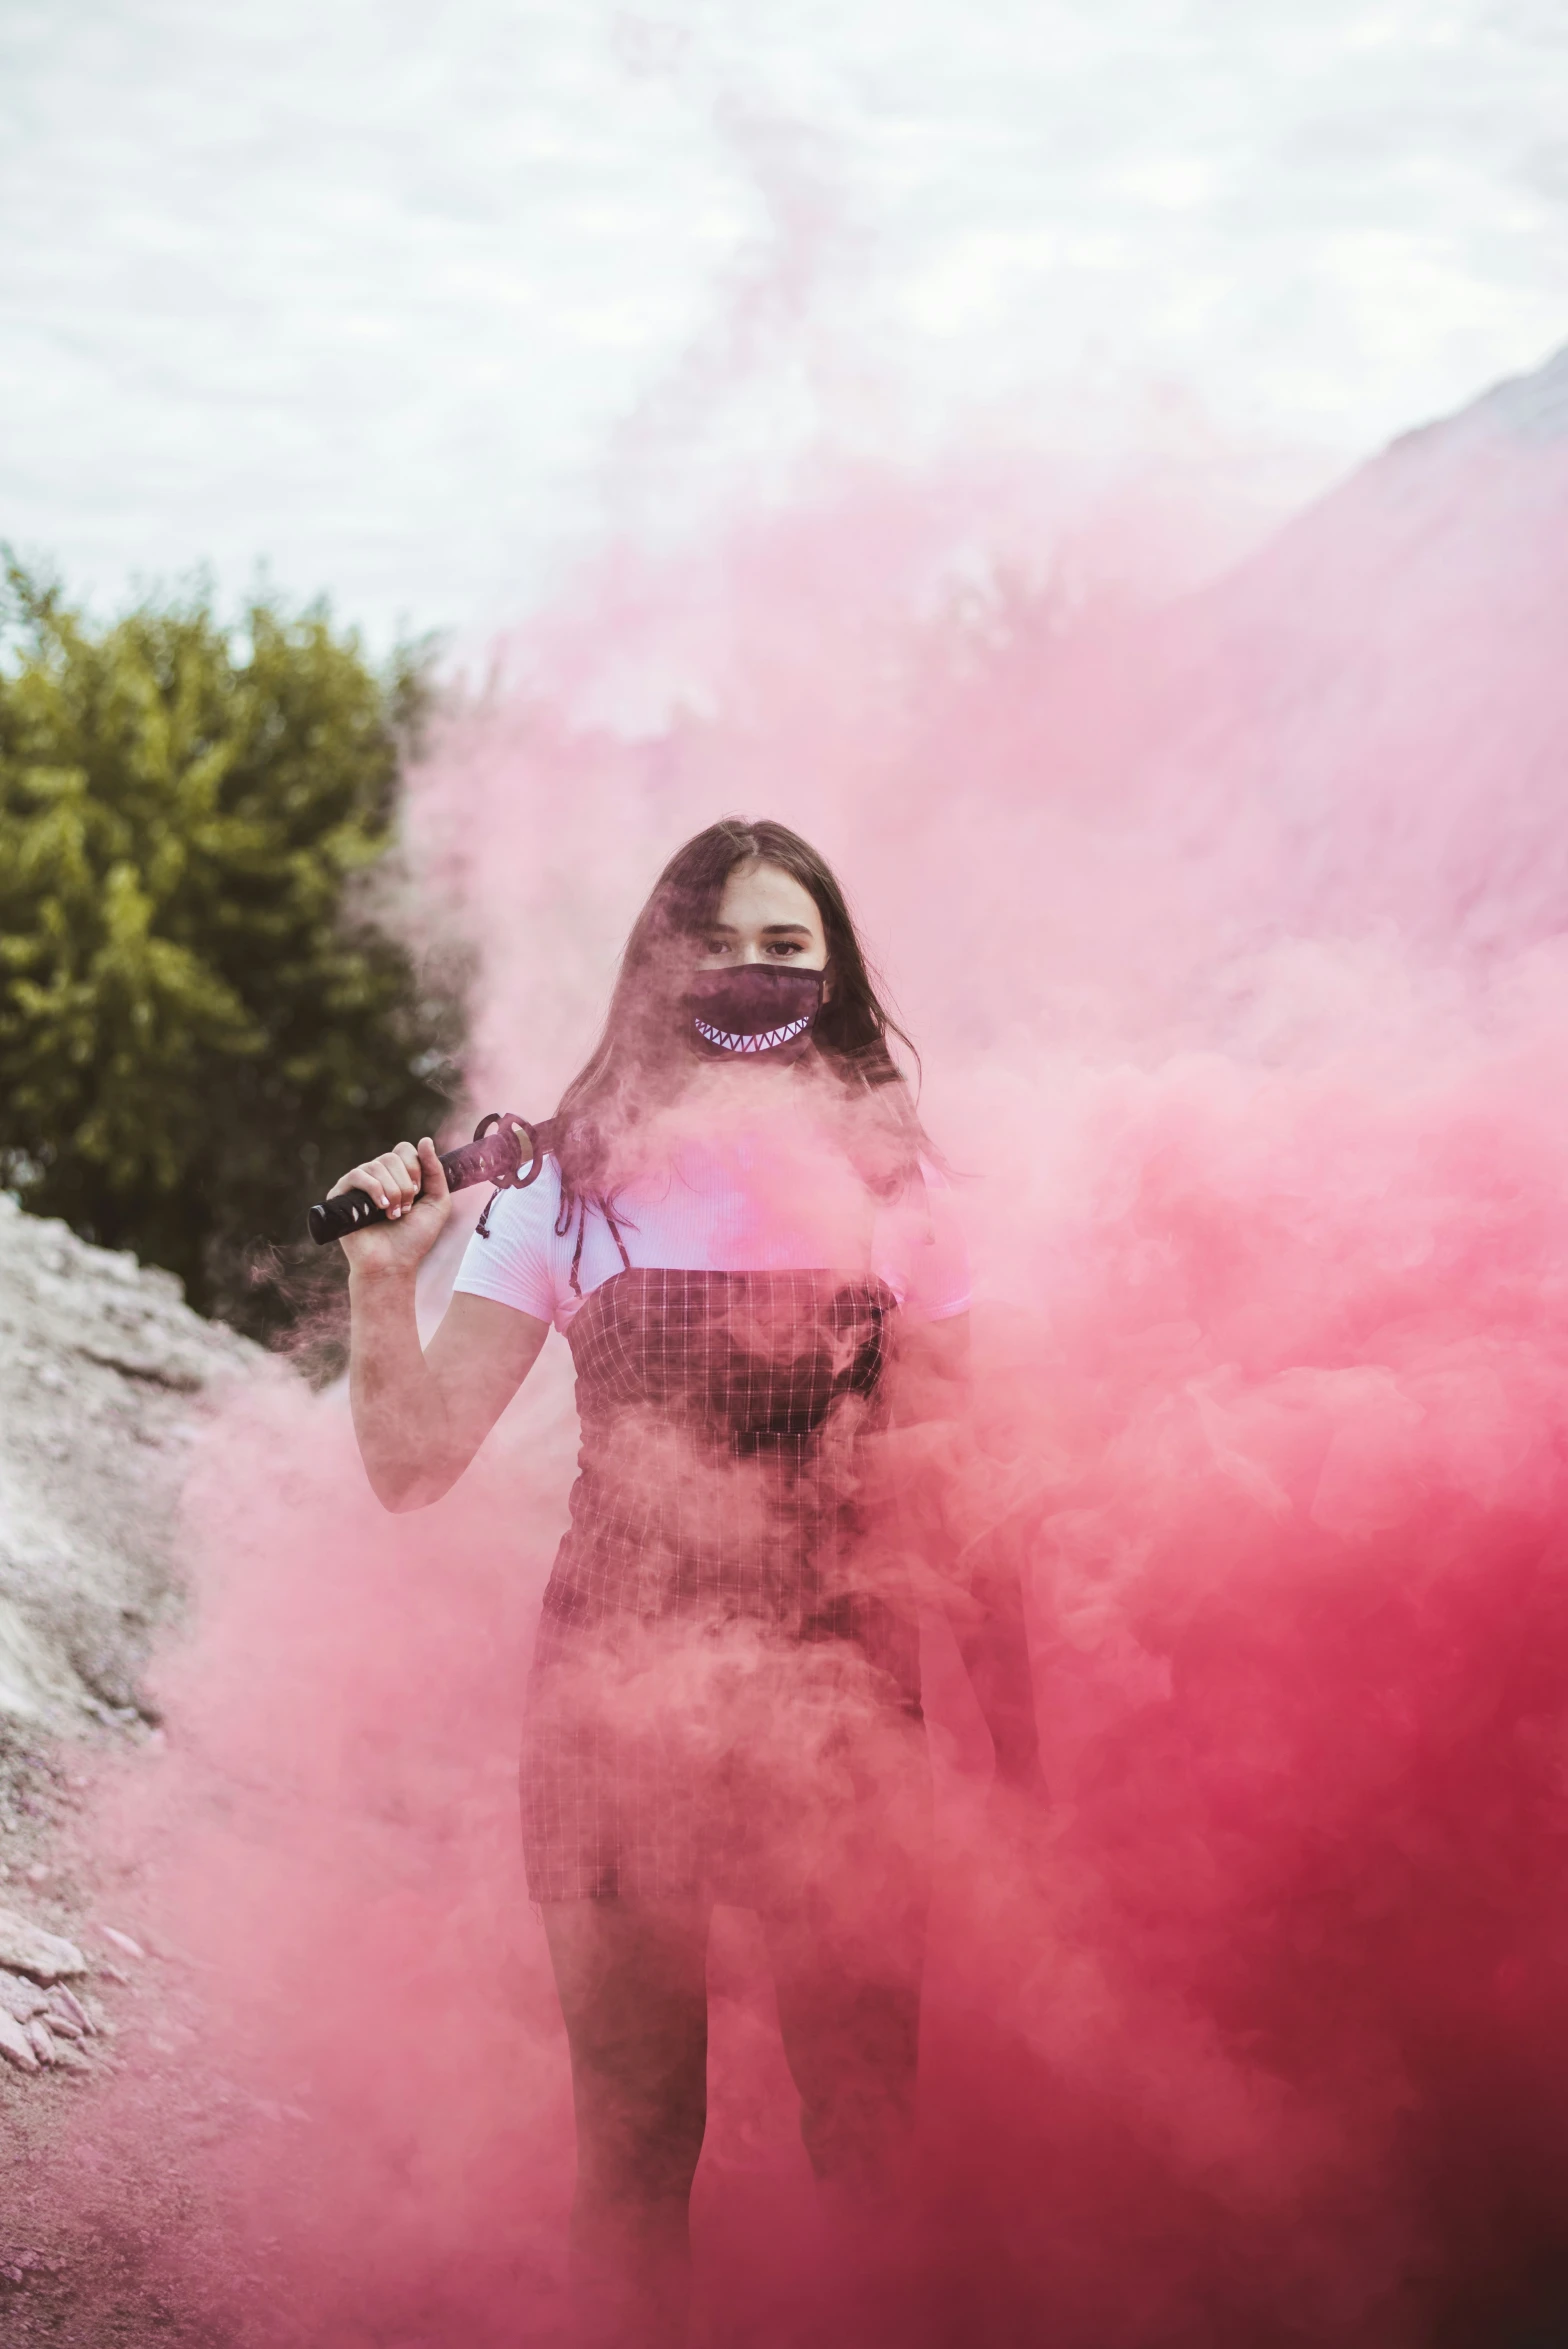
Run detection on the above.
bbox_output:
[325,1163,376,1204]
[321,1138,457,1235]
[325,1146,423,1215]
[416,1136,449,1198]
[375,1148,422,1218]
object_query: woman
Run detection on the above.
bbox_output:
[330,819,1039,2340]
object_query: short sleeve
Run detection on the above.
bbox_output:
[451,1165,564,1327]
[875,1163,971,1322]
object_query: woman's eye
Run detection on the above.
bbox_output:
[767,941,803,957]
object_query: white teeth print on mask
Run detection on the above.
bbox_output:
[693,1014,813,1055]
[687,965,825,1060]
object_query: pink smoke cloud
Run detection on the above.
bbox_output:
[82,350,1568,2346]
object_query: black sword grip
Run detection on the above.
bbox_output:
[307,1187,387,1246]
[306,1115,544,1245]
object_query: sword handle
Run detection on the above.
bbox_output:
[306,1114,544,1245]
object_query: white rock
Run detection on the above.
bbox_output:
[0,1194,264,1735]
[26,2018,56,2064]
[0,2007,39,2072]
[98,1923,144,1960]
[0,1908,87,1982]
[0,1967,49,2021]
[0,1600,82,1726]
[47,1984,92,2035]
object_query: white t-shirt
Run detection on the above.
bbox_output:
[453,1135,970,1334]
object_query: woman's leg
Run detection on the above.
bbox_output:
[761,1886,926,2199]
[541,1895,712,2347]
[760,1713,932,2202]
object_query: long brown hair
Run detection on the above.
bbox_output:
[552,818,928,1224]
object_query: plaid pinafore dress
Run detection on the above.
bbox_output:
[521,1225,925,1904]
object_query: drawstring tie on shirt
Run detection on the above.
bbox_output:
[568,1194,632,1296]
[477,1154,631,1294]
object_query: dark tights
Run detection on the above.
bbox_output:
[541,1891,926,2345]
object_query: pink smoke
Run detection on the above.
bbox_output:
[90,350,1568,2345]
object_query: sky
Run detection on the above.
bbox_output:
[2,0,1566,649]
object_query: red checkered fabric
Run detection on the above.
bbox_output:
[521,1262,920,1902]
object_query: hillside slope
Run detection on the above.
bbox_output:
[1159,336,1568,959]
[0,1193,259,1744]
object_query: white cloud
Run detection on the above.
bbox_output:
[0,0,1564,644]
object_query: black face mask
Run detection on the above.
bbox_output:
[687,964,826,1060]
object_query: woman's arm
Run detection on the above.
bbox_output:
[890,1313,1044,1795]
[332,1136,550,1510]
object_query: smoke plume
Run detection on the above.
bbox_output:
[89,346,1568,2346]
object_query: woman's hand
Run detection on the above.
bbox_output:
[327,1136,451,1276]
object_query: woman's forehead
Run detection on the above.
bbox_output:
[715,859,821,929]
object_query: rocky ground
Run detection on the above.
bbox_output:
[0,1194,265,2345]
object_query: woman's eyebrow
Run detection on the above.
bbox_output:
[759,922,812,936]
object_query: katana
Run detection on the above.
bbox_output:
[306,1111,552,1245]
